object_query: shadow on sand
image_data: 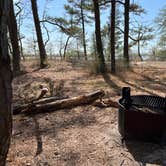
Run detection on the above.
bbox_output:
[125,139,166,165]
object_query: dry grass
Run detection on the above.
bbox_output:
[7,60,166,166]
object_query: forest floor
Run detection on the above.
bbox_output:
[7,60,166,166]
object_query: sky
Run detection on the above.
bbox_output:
[14,0,166,54]
[36,0,165,21]
[137,0,165,22]
[36,0,166,25]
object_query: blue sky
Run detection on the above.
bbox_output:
[36,0,166,24]
[137,0,165,22]
[14,0,166,54]
[14,0,166,27]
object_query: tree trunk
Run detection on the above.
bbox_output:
[0,1,13,165]
[76,41,80,59]
[110,0,116,73]
[18,18,25,60]
[123,0,130,67]
[92,33,97,60]
[8,0,21,75]
[93,0,106,73]
[63,36,71,59]
[31,0,48,68]
[137,32,143,61]
[137,38,143,61]
[80,0,87,60]
[19,35,25,60]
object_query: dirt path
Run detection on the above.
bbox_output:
[7,60,166,166]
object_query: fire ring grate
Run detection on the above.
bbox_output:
[118,87,166,141]
[130,95,166,113]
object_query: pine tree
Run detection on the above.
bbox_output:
[93,0,106,73]
[8,0,21,74]
[64,0,93,60]
[0,0,13,165]
[31,0,48,68]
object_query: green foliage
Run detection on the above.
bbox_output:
[101,6,124,61]
[127,2,154,60]
[66,0,94,24]
[157,49,166,60]
[64,4,79,16]
[130,3,146,15]
[64,0,94,60]
[155,5,166,59]
[45,13,82,37]
[86,60,104,74]
[155,5,166,34]
[130,24,154,46]
[65,49,78,59]
[158,35,166,49]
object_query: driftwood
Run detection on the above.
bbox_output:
[13,90,105,115]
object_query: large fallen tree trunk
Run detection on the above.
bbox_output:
[13,96,68,115]
[13,90,105,115]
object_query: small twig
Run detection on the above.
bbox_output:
[120,159,125,166]
[92,99,119,108]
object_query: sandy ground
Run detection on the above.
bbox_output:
[7,60,166,166]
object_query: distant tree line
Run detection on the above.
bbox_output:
[9,0,166,74]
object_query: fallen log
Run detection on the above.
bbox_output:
[13,96,69,115]
[13,90,105,115]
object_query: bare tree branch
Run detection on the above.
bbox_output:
[116,26,138,42]
[40,19,70,34]
[15,1,23,17]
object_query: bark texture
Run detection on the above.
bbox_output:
[110,0,116,73]
[80,0,87,60]
[123,0,130,67]
[0,0,13,165]
[8,0,21,74]
[31,0,47,68]
[13,90,105,115]
[93,0,106,73]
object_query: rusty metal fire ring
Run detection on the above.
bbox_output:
[118,87,166,141]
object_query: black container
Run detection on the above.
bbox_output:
[118,87,166,141]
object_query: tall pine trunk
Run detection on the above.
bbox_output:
[137,40,143,61]
[123,0,130,67]
[63,36,71,59]
[110,0,116,73]
[8,0,21,74]
[31,0,48,68]
[0,0,13,165]
[80,0,87,60]
[93,0,106,73]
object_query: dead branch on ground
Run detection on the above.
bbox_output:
[13,90,105,115]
